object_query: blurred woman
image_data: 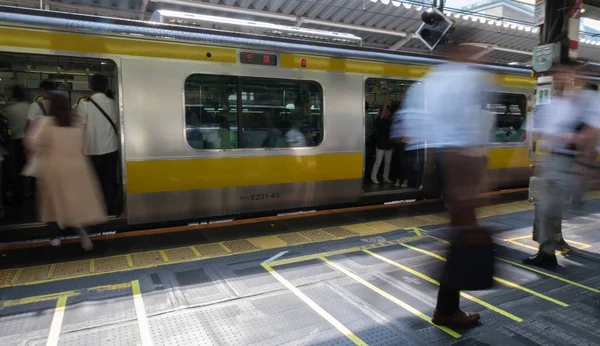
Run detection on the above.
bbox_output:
[25,92,106,250]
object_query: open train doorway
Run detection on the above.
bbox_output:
[363,78,425,196]
[0,52,121,230]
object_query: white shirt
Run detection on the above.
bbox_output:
[4,101,29,139]
[396,62,492,150]
[285,128,307,147]
[27,100,51,122]
[537,91,600,152]
[77,93,118,155]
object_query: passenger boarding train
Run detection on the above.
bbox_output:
[0,7,595,233]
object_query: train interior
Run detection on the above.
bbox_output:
[0,52,119,229]
[364,79,425,195]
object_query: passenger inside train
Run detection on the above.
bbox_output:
[0,53,119,226]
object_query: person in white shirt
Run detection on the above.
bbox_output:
[524,67,600,267]
[76,74,119,214]
[3,86,29,205]
[26,80,55,132]
[395,43,493,328]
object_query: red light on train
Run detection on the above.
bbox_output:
[301,59,307,67]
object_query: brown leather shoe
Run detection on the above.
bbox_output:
[432,309,480,327]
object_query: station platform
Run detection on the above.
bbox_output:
[1,192,600,345]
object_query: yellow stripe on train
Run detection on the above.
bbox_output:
[126,153,364,194]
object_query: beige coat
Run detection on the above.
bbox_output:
[26,117,106,228]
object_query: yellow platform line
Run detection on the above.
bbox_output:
[496,258,600,294]
[10,268,22,284]
[189,246,201,257]
[262,263,368,345]
[398,243,569,307]
[363,250,523,322]
[46,264,56,279]
[425,233,600,294]
[126,255,134,268]
[3,282,133,307]
[46,296,67,346]
[132,280,153,346]
[320,257,461,338]
[159,250,169,263]
[268,235,425,267]
[1,197,596,289]
[506,235,592,250]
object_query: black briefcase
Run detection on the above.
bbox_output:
[440,227,495,291]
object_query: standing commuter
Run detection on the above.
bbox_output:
[25,80,55,131]
[371,88,394,184]
[395,42,494,327]
[523,66,600,267]
[26,92,106,250]
[77,74,119,215]
[4,86,29,206]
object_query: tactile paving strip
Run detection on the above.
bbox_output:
[94,256,131,273]
[223,239,259,253]
[0,199,583,288]
[164,247,198,262]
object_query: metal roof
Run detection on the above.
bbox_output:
[2,0,600,73]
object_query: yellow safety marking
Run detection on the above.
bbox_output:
[398,243,569,307]
[262,263,368,346]
[218,242,232,253]
[190,246,201,258]
[3,291,79,307]
[126,153,364,194]
[126,255,134,268]
[320,257,461,339]
[90,259,96,273]
[2,197,598,289]
[10,268,22,284]
[159,250,169,263]
[46,264,56,279]
[132,280,154,346]
[3,282,133,307]
[46,296,67,346]
[363,250,523,323]
[505,235,592,250]
[268,235,425,267]
[496,258,600,294]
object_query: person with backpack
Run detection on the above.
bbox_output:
[76,74,119,215]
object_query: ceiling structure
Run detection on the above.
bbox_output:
[1,0,600,73]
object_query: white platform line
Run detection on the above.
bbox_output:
[46,296,67,346]
[263,251,288,264]
[132,280,154,346]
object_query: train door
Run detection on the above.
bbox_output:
[0,52,122,231]
[363,78,426,195]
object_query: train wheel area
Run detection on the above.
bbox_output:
[1,192,600,345]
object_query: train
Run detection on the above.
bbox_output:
[0,6,590,235]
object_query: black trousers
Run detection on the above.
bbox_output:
[11,139,26,205]
[434,150,487,316]
[90,151,118,215]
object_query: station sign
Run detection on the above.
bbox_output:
[535,0,546,26]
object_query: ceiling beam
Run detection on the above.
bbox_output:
[388,35,415,51]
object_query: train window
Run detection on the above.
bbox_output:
[239,78,323,148]
[484,92,527,143]
[184,75,238,149]
[184,74,323,149]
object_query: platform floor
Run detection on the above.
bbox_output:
[1,194,600,345]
